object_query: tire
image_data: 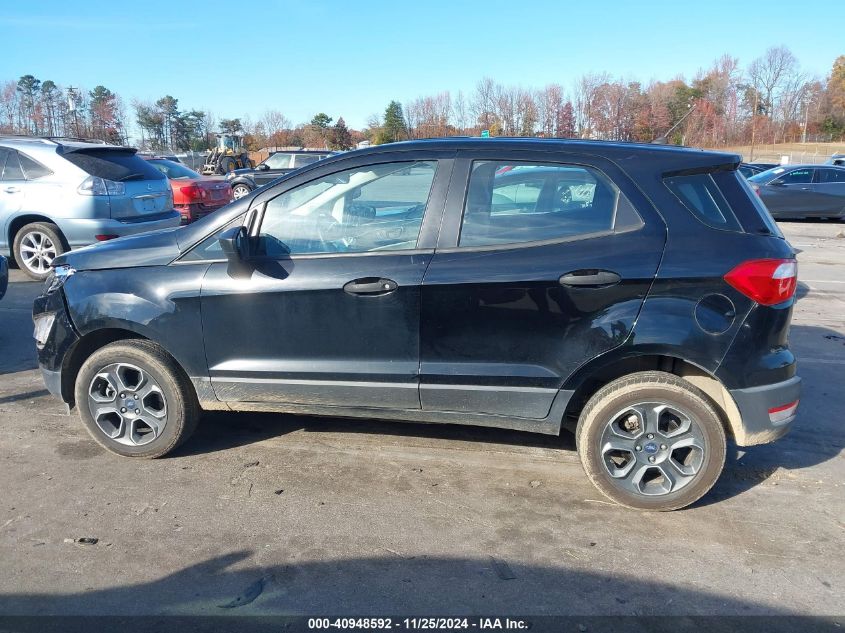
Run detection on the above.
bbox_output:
[74,340,199,458]
[232,183,252,200]
[576,371,726,511]
[219,157,236,174]
[13,222,65,281]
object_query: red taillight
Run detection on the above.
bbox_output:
[179,184,207,200]
[724,258,797,306]
[95,234,119,241]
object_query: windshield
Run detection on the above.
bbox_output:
[747,167,786,184]
[148,159,201,180]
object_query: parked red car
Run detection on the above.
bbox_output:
[146,158,233,223]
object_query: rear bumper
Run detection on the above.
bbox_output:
[57,211,182,249]
[729,375,801,446]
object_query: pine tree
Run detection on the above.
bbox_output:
[381,101,407,143]
[329,117,353,150]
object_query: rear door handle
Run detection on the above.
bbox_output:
[559,269,621,288]
[4,186,19,193]
[343,277,398,296]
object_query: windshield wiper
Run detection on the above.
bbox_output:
[118,173,146,182]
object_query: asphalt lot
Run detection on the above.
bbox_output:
[0,221,842,619]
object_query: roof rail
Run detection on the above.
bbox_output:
[43,136,109,144]
[0,134,56,144]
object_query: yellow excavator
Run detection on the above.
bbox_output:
[201,133,253,175]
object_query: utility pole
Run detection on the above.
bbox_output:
[66,87,81,138]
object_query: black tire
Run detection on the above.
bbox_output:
[74,340,199,458]
[13,222,65,281]
[232,183,252,199]
[219,156,236,173]
[576,371,726,511]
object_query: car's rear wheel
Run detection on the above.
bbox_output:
[576,371,726,511]
[232,183,252,199]
[13,222,65,281]
[74,340,199,458]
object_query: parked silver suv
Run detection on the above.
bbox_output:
[0,137,181,279]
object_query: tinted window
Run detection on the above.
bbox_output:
[264,153,292,169]
[1,151,24,181]
[664,173,742,231]
[148,159,200,180]
[62,149,165,181]
[459,162,639,248]
[293,154,323,168]
[818,168,845,183]
[259,161,436,256]
[775,168,813,184]
[18,152,52,179]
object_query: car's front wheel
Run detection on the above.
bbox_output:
[13,222,65,281]
[232,183,252,199]
[74,340,199,458]
[576,371,726,511]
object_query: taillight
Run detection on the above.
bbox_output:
[179,184,207,200]
[724,258,797,305]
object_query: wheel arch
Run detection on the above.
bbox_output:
[61,327,197,410]
[7,214,69,253]
[562,352,744,442]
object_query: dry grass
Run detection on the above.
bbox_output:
[710,142,845,164]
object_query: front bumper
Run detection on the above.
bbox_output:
[729,376,801,446]
[57,211,182,250]
[32,288,79,405]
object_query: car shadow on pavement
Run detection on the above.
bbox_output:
[175,409,575,459]
[0,551,833,629]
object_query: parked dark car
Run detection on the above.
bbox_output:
[738,162,777,178]
[0,254,7,300]
[748,164,845,219]
[226,150,331,199]
[33,138,801,511]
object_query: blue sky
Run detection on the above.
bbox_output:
[0,0,843,132]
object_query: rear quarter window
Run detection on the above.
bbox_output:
[62,149,165,181]
[664,173,742,232]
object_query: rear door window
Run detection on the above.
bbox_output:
[459,162,642,248]
[18,152,52,179]
[664,173,742,231]
[818,168,845,183]
[1,151,24,181]
[62,149,165,181]
[293,154,322,168]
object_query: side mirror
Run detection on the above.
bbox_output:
[256,163,269,171]
[770,179,785,186]
[218,225,247,262]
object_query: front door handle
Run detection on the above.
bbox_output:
[4,186,19,194]
[343,277,398,296]
[559,269,622,288]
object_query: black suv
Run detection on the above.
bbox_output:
[33,139,801,511]
[226,150,331,199]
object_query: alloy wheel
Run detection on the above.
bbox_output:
[599,402,706,496]
[87,363,168,446]
[19,231,57,274]
[232,185,250,199]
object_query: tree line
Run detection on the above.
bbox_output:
[2,46,843,151]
